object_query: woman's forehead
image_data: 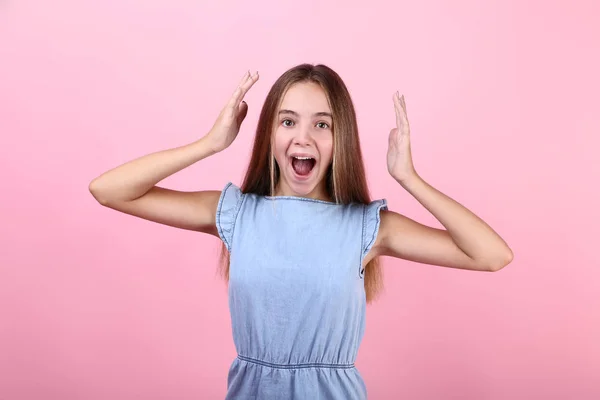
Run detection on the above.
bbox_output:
[280,82,331,115]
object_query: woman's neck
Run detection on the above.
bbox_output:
[273,181,332,202]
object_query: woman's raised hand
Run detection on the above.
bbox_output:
[206,71,259,153]
[387,92,417,185]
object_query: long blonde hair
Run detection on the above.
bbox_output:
[220,63,383,302]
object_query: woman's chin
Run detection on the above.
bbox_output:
[282,165,323,196]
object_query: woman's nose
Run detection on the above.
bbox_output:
[293,126,313,146]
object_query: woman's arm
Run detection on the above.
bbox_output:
[375,175,513,272]
[367,92,513,272]
[89,71,259,235]
[89,137,222,234]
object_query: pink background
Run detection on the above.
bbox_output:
[1,0,599,399]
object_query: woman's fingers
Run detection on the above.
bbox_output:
[400,94,407,116]
[393,91,410,138]
[400,95,409,130]
[393,91,403,130]
[237,71,250,87]
[228,71,258,110]
[236,101,249,126]
[226,72,250,109]
[240,71,259,97]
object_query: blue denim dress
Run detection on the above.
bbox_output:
[216,182,387,399]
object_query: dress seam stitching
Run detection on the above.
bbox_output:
[237,355,355,369]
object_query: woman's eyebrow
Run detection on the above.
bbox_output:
[278,109,332,118]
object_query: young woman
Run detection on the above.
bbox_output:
[89,64,513,399]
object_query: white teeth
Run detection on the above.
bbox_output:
[293,156,313,160]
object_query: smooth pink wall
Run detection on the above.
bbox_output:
[1,0,599,399]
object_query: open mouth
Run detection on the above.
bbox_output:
[290,156,316,177]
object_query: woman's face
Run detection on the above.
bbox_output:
[272,81,334,201]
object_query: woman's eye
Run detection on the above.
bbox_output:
[282,119,294,127]
[317,122,330,129]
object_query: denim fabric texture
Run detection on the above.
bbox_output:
[216,182,387,399]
